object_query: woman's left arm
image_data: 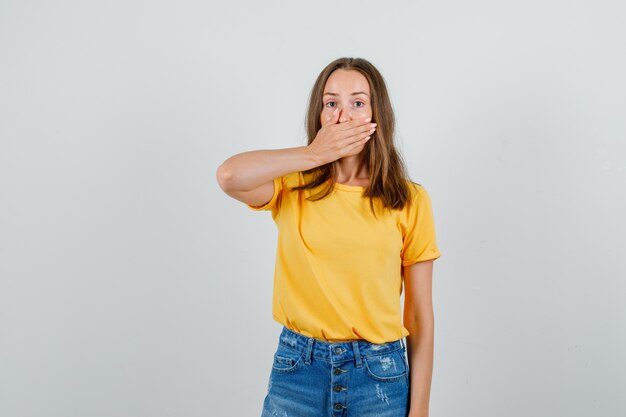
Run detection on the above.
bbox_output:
[403,259,435,417]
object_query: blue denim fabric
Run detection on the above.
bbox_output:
[261,326,410,417]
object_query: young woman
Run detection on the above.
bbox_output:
[216,57,441,417]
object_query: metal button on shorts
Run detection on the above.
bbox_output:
[261,326,409,417]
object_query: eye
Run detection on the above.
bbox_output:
[354,101,365,108]
[325,101,336,108]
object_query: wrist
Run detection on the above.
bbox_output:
[300,144,325,168]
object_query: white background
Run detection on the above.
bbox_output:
[1,1,625,416]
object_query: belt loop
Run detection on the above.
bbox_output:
[352,341,362,368]
[304,338,314,365]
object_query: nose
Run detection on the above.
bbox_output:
[338,106,352,123]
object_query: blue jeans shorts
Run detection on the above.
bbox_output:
[261,326,410,417]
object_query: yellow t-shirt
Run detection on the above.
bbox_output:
[247,171,441,343]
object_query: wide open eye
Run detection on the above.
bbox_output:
[354,101,366,108]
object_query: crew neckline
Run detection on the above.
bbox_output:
[333,182,367,192]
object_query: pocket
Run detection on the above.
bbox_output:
[271,344,304,373]
[363,348,408,382]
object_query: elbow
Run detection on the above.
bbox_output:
[403,309,435,328]
[215,163,234,192]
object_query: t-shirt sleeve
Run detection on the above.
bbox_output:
[246,176,283,214]
[401,184,442,266]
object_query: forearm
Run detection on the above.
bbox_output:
[217,146,322,192]
[404,314,434,417]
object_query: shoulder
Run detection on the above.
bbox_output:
[276,171,321,191]
[405,180,431,203]
[281,171,308,188]
[399,181,436,218]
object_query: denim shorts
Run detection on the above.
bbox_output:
[261,326,410,417]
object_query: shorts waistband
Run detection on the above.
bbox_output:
[277,326,405,366]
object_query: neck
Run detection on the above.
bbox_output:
[335,155,369,183]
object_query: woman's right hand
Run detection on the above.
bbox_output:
[307,108,377,164]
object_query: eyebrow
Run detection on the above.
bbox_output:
[323,91,369,97]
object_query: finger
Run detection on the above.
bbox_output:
[337,130,373,152]
[342,123,376,140]
[338,116,373,131]
[346,136,371,155]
